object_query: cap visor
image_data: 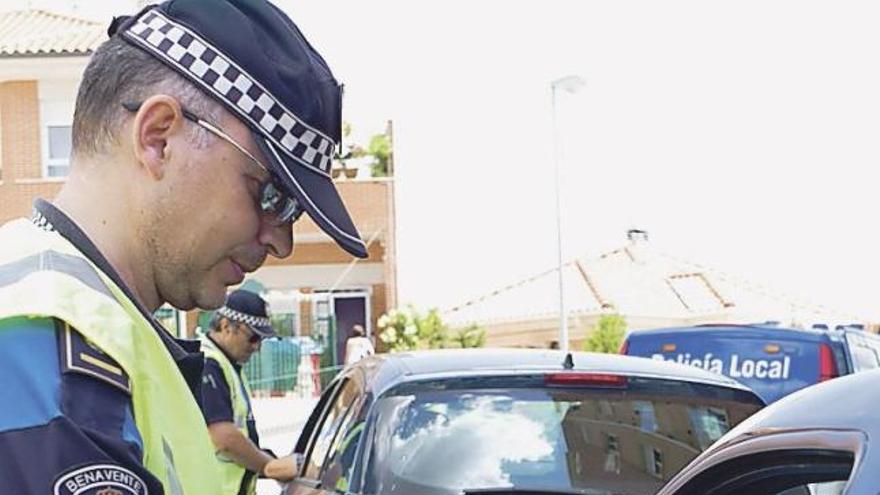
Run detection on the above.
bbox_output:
[251,324,277,338]
[256,136,368,258]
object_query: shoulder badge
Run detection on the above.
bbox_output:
[58,323,131,395]
[54,463,148,495]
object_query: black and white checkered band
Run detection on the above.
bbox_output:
[123,9,335,177]
[217,306,271,329]
[31,210,56,233]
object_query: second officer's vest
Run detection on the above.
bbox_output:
[201,336,257,495]
[0,218,222,494]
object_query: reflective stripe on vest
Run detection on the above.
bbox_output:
[333,421,366,492]
[201,337,256,495]
[0,219,221,494]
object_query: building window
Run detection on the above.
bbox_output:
[689,406,731,450]
[603,433,620,473]
[633,401,658,432]
[46,125,72,178]
[642,445,664,478]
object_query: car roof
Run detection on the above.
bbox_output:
[352,348,756,397]
[627,323,837,343]
[717,367,880,438]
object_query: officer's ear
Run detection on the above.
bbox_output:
[217,317,231,334]
[130,94,186,181]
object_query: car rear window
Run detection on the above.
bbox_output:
[364,376,763,495]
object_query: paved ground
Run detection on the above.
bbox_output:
[252,396,319,495]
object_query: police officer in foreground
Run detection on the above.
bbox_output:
[0,0,367,492]
[200,290,292,494]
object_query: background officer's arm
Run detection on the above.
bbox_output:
[207,421,275,473]
[0,317,163,494]
[201,358,277,477]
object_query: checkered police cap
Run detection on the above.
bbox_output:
[110,0,368,258]
[218,289,276,337]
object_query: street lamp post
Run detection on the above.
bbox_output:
[551,75,585,354]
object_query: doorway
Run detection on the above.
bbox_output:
[332,292,370,366]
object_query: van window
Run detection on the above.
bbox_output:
[846,331,880,372]
[851,345,880,371]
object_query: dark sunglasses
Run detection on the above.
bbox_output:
[122,101,305,226]
[239,324,264,344]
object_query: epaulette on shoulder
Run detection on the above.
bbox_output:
[58,322,131,395]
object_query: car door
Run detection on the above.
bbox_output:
[663,449,852,495]
[656,430,868,495]
[286,368,366,495]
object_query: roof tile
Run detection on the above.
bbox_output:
[0,10,104,57]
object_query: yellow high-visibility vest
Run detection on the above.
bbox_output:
[201,336,257,495]
[0,218,221,495]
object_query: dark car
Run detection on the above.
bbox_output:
[283,348,765,495]
[656,367,880,495]
[622,323,880,403]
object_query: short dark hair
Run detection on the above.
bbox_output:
[72,35,223,159]
[208,312,226,333]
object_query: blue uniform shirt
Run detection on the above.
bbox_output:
[0,200,207,494]
[0,317,162,493]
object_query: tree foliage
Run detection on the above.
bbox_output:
[450,324,487,349]
[334,122,392,177]
[378,306,485,352]
[582,314,627,353]
[365,133,392,177]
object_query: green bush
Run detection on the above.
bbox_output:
[378,306,485,352]
[583,314,627,353]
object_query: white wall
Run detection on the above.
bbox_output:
[252,263,385,291]
[38,80,78,177]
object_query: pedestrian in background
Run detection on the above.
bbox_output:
[345,324,375,365]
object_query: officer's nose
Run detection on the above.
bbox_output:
[259,218,293,259]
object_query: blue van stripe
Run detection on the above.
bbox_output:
[0,317,62,432]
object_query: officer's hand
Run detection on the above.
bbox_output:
[262,454,299,481]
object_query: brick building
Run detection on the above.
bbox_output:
[0,10,398,356]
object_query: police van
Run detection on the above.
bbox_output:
[621,323,880,403]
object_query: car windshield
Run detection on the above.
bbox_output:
[364,377,762,495]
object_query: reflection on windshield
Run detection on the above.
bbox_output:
[388,394,554,487]
[365,387,760,495]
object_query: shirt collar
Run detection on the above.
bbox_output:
[206,334,243,372]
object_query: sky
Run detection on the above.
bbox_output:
[17,0,880,321]
[283,0,880,321]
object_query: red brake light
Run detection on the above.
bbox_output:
[618,340,629,355]
[545,373,628,388]
[819,343,839,382]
